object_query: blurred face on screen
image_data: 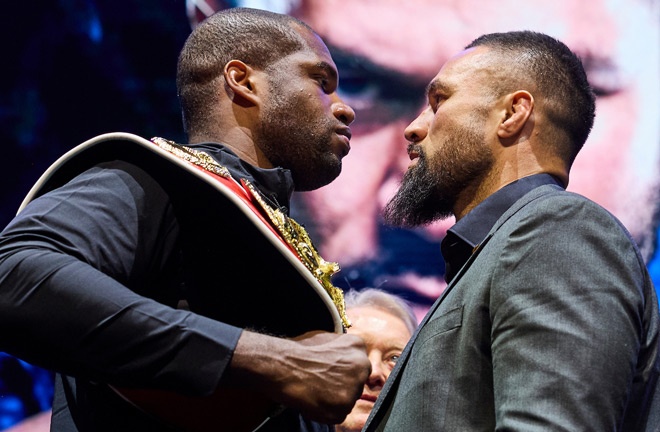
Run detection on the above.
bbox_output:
[290,0,660,311]
[195,0,659,313]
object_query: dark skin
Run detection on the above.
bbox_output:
[190,26,369,424]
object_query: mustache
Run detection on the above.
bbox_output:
[407,143,423,160]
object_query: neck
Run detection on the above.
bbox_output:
[187,128,273,168]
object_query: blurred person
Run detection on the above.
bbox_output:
[0,8,371,432]
[363,31,660,430]
[191,0,660,312]
[336,288,416,432]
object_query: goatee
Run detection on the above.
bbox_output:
[383,151,454,227]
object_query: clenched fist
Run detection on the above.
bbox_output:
[228,329,371,424]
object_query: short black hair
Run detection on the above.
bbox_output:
[177,7,315,135]
[466,31,596,164]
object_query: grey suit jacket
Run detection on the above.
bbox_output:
[365,184,660,431]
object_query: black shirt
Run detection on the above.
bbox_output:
[441,174,564,283]
[0,140,328,431]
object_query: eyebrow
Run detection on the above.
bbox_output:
[425,80,451,98]
[315,61,338,82]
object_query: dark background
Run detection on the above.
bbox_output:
[0,1,190,428]
[0,0,190,231]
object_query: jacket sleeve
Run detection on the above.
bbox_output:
[0,161,241,396]
[490,194,655,430]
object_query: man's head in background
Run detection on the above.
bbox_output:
[188,0,660,317]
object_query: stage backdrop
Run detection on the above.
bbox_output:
[0,0,658,429]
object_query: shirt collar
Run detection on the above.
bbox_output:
[188,142,295,214]
[441,173,564,282]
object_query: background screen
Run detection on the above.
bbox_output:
[0,0,658,429]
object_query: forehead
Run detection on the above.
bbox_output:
[428,47,495,92]
[293,23,334,59]
[276,25,337,72]
[296,0,646,78]
[347,306,411,341]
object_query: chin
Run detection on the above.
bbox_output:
[295,166,341,191]
[336,412,368,432]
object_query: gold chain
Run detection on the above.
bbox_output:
[151,137,232,179]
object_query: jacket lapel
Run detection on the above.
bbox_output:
[363,233,493,430]
[364,184,562,431]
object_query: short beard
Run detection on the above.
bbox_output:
[256,77,340,192]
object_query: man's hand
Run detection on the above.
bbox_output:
[227,329,371,424]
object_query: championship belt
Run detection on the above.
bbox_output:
[18,132,348,431]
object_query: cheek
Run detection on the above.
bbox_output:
[567,90,660,239]
[383,362,396,378]
[423,111,457,160]
[340,408,371,431]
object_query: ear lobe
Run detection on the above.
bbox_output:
[497,91,533,139]
[224,60,259,106]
